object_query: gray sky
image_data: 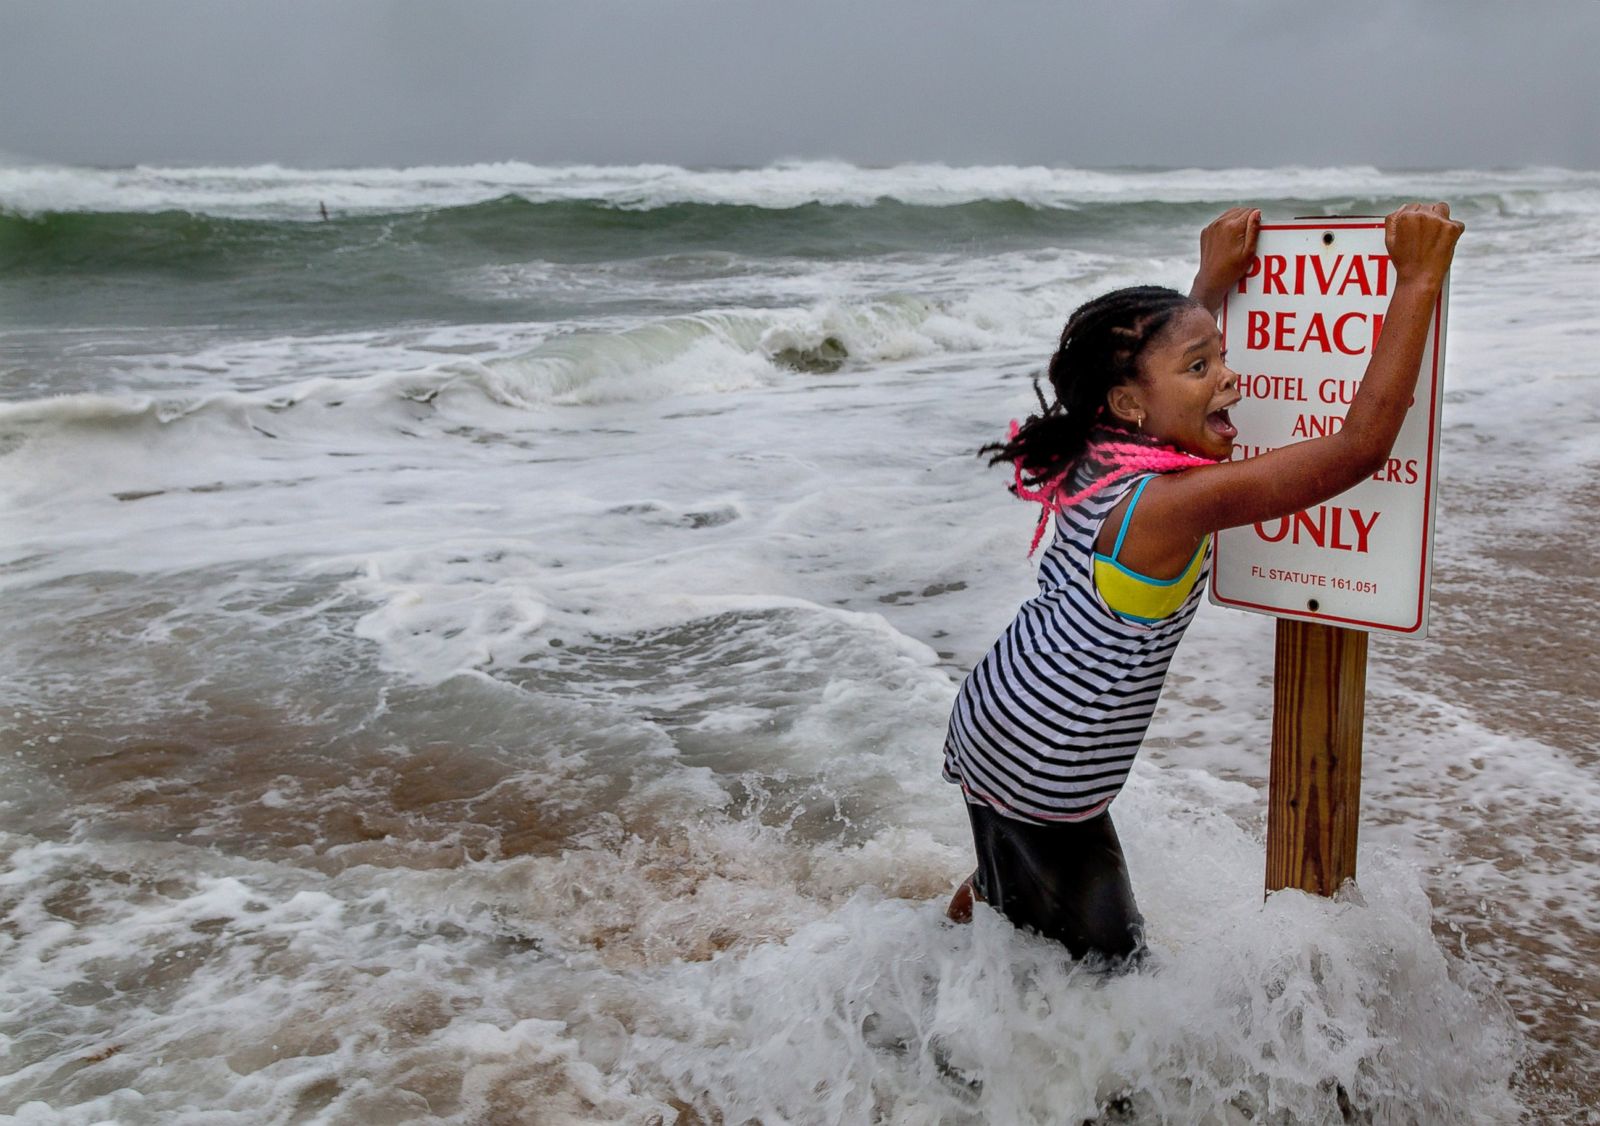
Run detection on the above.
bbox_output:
[3,0,1596,169]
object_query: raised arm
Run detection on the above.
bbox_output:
[1115,204,1463,577]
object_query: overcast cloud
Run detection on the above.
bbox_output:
[2,0,1596,170]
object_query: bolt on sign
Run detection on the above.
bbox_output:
[1209,218,1450,637]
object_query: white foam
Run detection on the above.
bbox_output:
[0,756,1522,1123]
[4,158,1597,218]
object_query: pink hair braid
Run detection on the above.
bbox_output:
[1009,423,1220,557]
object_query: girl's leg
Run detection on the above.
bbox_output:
[1046,810,1144,962]
[945,871,983,923]
[965,801,1145,962]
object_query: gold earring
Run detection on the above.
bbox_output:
[1136,414,1145,432]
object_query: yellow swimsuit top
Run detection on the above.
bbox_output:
[1093,475,1210,625]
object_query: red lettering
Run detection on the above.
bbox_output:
[1240,374,1306,401]
[1318,377,1360,405]
[1371,458,1418,484]
[1330,507,1353,550]
[1255,517,1290,542]
[1273,311,1296,351]
[1290,414,1343,438]
[1262,255,1288,295]
[1374,256,1391,296]
[1327,507,1381,551]
[1299,312,1331,353]
[1247,310,1269,350]
[1310,255,1343,295]
[1255,506,1380,552]
[1350,508,1379,552]
[1293,508,1326,547]
[1252,310,1384,356]
[1237,255,1260,294]
[1338,255,1372,297]
[1333,311,1366,355]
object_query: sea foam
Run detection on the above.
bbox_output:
[3,158,1596,218]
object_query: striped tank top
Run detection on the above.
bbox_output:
[942,467,1211,825]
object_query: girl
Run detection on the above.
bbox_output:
[942,203,1463,961]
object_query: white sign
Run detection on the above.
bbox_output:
[1208,218,1449,638]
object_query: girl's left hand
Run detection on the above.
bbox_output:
[1191,207,1261,313]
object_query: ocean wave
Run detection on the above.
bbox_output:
[0,196,1110,276]
[3,159,1597,220]
[0,285,1057,442]
[9,176,1595,282]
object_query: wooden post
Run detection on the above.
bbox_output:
[1266,618,1368,897]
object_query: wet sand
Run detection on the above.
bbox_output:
[1384,477,1600,1118]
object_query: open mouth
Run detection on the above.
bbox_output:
[1206,407,1238,440]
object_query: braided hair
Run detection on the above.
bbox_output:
[981,286,1220,555]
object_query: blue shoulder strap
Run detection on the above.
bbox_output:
[1110,475,1154,563]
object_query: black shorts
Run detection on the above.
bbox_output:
[965,800,1145,963]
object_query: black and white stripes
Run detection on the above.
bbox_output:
[943,470,1209,824]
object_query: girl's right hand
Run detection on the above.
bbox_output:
[1385,202,1464,287]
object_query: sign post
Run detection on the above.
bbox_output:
[1265,619,1367,896]
[1210,218,1449,897]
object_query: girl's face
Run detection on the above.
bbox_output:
[1112,304,1241,460]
